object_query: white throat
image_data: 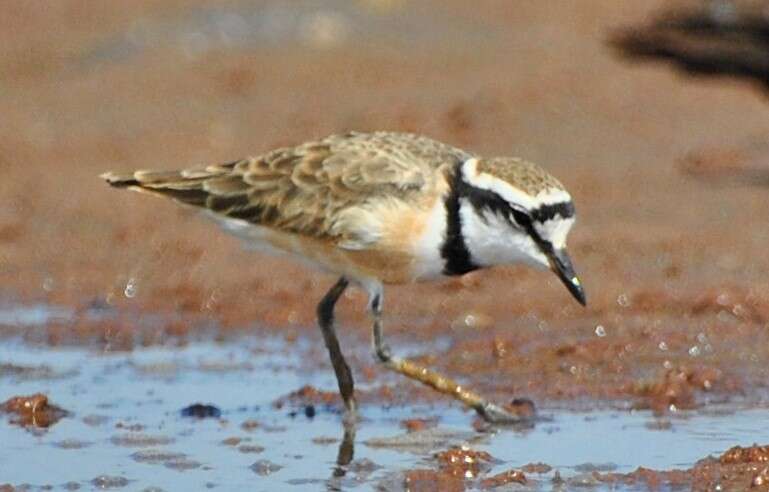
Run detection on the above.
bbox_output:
[458,199,548,269]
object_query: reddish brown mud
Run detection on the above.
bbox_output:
[1,1,769,489]
[592,444,769,491]
[1,393,69,428]
[2,0,769,414]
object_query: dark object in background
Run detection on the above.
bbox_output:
[288,404,316,419]
[609,1,769,93]
[180,403,221,419]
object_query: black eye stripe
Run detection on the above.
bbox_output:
[455,177,525,228]
[457,177,574,228]
[530,202,575,223]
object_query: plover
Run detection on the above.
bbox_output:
[102,131,585,423]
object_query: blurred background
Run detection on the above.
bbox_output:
[2,0,769,489]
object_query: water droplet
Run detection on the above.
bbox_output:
[594,325,606,337]
[732,304,747,318]
[688,345,701,357]
[464,314,476,327]
[716,293,730,306]
[124,278,138,298]
[569,366,577,375]
[42,277,54,292]
[669,404,678,413]
[658,341,668,351]
[616,294,630,307]
[717,310,734,323]
[663,360,673,369]
[696,332,708,344]
[301,11,350,49]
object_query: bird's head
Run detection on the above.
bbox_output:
[451,157,586,306]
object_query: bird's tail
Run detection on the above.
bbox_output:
[99,169,218,206]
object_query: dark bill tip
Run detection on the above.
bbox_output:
[548,248,586,306]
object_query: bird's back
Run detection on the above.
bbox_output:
[103,131,469,240]
[102,132,474,283]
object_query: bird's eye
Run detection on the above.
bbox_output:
[509,208,532,228]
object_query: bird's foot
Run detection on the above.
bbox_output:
[476,398,537,425]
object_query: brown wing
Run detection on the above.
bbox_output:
[101,132,470,240]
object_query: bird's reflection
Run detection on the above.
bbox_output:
[326,422,356,491]
[325,408,543,490]
[334,422,356,476]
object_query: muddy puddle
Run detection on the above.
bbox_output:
[2,324,769,491]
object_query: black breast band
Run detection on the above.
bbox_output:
[440,166,480,276]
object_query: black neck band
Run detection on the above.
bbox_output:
[441,165,480,276]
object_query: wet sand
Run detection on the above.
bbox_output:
[2,1,769,490]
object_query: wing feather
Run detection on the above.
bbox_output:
[101,132,470,245]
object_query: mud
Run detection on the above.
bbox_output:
[1,393,69,429]
[594,444,769,491]
[2,0,769,410]
[2,0,769,490]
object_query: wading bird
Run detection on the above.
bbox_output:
[103,131,585,424]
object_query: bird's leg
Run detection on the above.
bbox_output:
[369,292,528,424]
[316,277,357,420]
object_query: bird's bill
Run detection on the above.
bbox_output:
[547,248,586,306]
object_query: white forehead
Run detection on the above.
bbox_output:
[462,158,571,209]
[535,217,575,249]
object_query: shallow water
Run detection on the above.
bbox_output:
[2,333,769,491]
